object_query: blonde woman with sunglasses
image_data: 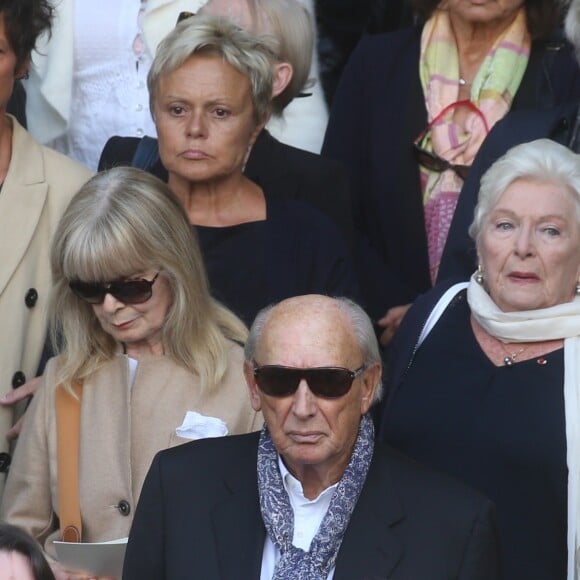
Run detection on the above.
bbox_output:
[0,167,261,580]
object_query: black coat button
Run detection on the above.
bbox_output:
[0,452,11,473]
[25,288,38,308]
[12,371,26,389]
[117,500,131,516]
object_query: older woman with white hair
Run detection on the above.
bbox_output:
[0,167,261,578]
[380,139,580,579]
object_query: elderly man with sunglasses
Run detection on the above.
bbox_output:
[123,294,500,580]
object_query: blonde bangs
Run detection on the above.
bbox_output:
[61,216,154,283]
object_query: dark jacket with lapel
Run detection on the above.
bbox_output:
[322,27,580,318]
[99,129,355,250]
[123,432,500,580]
[438,101,579,281]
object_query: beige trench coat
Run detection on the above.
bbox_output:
[0,116,92,496]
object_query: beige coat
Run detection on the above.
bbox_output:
[0,345,262,562]
[0,117,92,495]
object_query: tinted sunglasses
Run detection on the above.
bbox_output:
[412,145,470,181]
[253,364,366,398]
[69,272,160,305]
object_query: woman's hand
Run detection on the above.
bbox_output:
[0,376,41,440]
[377,304,411,347]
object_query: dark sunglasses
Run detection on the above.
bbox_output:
[69,272,160,305]
[413,99,490,181]
[412,145,470,181]
[253,364,366,398]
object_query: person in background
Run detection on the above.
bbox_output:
[102,15,358,327]
[199,0,329,153]
[381,139,580,579]
[323,0,580,346]
[439,0,580,281]
[1,167,260,579]
[23,0,201,170]
[0,0,92,496]
[316,0,414,106]
[124,294,500,580]
[24,0,325,170]
[0,523,55,580]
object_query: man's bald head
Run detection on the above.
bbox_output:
[245,295,383,402]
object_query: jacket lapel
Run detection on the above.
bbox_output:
[211,439,265,580]
[0,120,48,296]
[333,453,405,580]
[208,438,406,580]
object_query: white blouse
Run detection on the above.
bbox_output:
[50,0,157,169]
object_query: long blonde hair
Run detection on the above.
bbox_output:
[50,167,247,392]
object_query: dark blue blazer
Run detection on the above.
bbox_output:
[322,27,580,319]
[123,432,501,580]
[438,101,579,281]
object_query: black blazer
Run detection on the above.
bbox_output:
[438,101,579,281]
[322,27,580,318]
[99,129,355,250]
[123,432,500,580]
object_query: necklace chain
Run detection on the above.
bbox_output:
[499,343,526,366]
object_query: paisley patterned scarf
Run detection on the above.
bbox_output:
[257,413,375,579]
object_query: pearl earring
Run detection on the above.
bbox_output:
[475,265,484,285]
[576,283,580,295]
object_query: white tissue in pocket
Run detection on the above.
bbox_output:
[175,411,229,440]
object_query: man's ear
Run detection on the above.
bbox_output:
[272,62,293,98]
[244,360,262,412]
[360,363,382,415]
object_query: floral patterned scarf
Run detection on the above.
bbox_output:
[418,5,530,282]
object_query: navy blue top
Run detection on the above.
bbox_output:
[381,290,567,579]
[195,198,359,326]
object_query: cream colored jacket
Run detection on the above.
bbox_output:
[0,346,262,562]
[0,116,92,496]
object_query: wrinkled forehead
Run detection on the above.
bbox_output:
[256,299,360,366]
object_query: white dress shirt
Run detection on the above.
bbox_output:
[260,455,337,580]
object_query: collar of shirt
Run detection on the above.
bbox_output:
[277,454,337,549]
